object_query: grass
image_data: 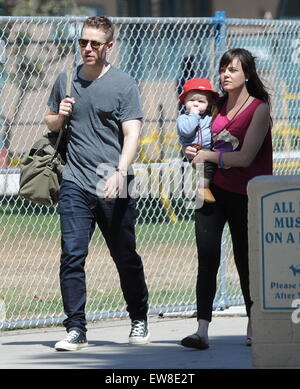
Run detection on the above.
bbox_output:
[2,287,197,323]
[2,276,239,324]
[2,287,63,320]
[0,212,61,239]
[0,201,195,244]
[0,199,240,329]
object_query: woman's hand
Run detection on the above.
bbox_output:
[192,149,218,168]
[191,149,206,168]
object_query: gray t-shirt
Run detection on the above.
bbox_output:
[47,65,143,196]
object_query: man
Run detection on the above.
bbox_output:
[45,16,149,351]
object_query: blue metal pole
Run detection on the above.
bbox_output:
[212,10,227,55]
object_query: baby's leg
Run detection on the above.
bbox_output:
[203,178,210,188]
[198,178,215,203]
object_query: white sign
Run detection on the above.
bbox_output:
[260,188,300,310]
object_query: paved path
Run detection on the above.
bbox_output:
[0,310,252,370]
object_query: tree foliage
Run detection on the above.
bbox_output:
[0,0,84,16]
[0,0,86,155]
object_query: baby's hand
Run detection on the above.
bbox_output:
[189,106,201,115]
[183,146,198,160]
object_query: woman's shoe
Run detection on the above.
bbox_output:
[181,333,209,350]
[246,337,252,347]
[246,319,252,346]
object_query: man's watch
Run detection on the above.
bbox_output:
[116,167,127,177]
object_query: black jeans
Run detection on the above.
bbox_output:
[58,179,148,332]
[195,184,253,322]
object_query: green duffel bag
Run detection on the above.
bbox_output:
[19,67,72,206]
[19,133,66,206]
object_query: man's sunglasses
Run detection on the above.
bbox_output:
[78,39,107,49]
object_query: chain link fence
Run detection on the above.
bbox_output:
[0,16,299,329]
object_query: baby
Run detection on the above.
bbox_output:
[177,78,219,202]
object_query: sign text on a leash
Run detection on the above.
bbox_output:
[260,188,300,310]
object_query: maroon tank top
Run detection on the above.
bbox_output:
[211,98,273,194]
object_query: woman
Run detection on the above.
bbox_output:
[181,48,273,349]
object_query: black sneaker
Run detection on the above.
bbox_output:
[54,328,88,351]
[129,320,150,344]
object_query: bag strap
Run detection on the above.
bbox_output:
[65,67,73,98]
[212,95,251,142]
[51,67,73,160]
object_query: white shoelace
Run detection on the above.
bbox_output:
[131,321,145,336]
[65,330,80,342]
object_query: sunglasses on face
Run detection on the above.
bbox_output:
[78,38,107,49]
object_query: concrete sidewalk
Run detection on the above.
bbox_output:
[0,307,253,369]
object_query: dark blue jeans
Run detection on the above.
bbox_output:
[58,179,148,333]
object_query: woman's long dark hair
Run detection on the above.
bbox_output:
[213,48,271,118]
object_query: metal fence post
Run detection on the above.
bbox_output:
[212,10,227,58]
[212,11,229,311]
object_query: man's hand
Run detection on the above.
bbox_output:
[45,97,75,132]
[104,171,125,201]
[59,97,75,117]
[103,119,140,201]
